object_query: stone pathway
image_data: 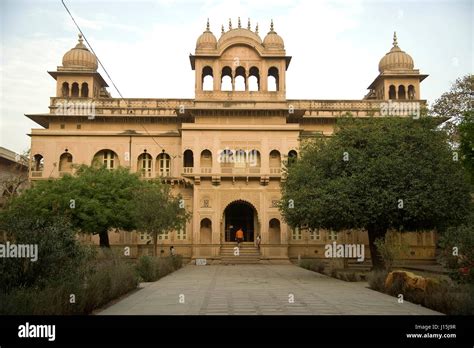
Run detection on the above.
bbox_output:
[98,264,441,315]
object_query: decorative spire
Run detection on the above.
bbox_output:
[255,23,259,34]
[393,31,398,47]
[238,17,241,28]
[206,18,210,31]
[247,18,251,30]
[270,19,274,31]
[228,18,232,30]
[78,33,83,44]
[221,24,225,35]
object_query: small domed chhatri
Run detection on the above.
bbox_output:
[378,32,414,73]
[62,34,98,71]
[196,19,217,50]
[263,19,284,50]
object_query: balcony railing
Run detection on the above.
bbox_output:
[31,171,43,178]
[270,167,281,174]
[220,166,261,175]
[183,167,193,174]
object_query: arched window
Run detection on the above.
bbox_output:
[398,85,406,100]
[183,150,194,173]
[408,85,415,100]
[202,66,213,91]
[157,153,171,177]
[388,85,396,100]
[248,66,260,91]
[220,149,233,169]
[71,82,79,97]
[221,66,232,91]
[248,149,261,168]
[200,218,212,244]
[268,67,279,91]
[61,82,69,97]
[59,152,73,173]
[288,150,297,167]
[93,150,119,169]
[138,153,152,177]
[200,150,212,173]
[234,66,246,91]
[81,82,89,98]
[234,149,246,168]
[269,150,281,173]
[32,154,44,175]
[269,218,281,244]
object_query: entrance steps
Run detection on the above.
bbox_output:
[220,244,261,264]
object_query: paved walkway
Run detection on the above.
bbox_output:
[98,265,441,315]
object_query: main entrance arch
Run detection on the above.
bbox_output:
[223,200,257,242]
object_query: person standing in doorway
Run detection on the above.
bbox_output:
[236,227,244,248]
[256,235,261,250]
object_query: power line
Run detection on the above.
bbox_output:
[61,0,176,156]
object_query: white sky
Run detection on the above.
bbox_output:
[0,0,472,154]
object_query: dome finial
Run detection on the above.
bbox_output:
[221,24,225,34]
[78,33,83,44]
[247,18,251,30]
[228,18,232,30]
[270,19,274,31]
[393,31,398,47]
[206,18,210,31]
[255,23,259,34]
[238,17,241,28]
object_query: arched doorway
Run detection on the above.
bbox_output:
[223,200,257,242]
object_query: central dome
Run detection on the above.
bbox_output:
[62,34,98,71]
[378,32,414,73]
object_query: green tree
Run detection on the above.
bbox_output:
[131,181,191,256]
[280,117,471,269]
[458,110,474,184]
[431,74,473,119]
[431,74,473,145]
[1,165,144,247]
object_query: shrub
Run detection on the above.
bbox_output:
[368,270,388,292]
[0,255,138,315]
[345,272,358,282]
[136,255,157,282]
[299,259,325,273]
[136,255,183,282]
[0,216,94,292]
[374,231,409,271]
[438,218,474,284]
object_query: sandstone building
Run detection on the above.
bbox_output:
[26,19,435,263]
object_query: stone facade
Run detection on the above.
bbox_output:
[26,20,435,262]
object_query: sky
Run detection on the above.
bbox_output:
[0,0,472,154]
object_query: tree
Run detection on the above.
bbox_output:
[431,74,473,119]
[431,74,473,145]
[1,165,144,247]
[280,116,471,269]
[0,149,30,207]
[458,110,474,184]
[131,181,191,256]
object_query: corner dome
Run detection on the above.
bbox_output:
[196,19,217,50]
[378,32,414,73]
[62,34,98,71]
[263,20,284,50]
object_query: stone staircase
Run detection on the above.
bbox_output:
[220,243,261,264]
